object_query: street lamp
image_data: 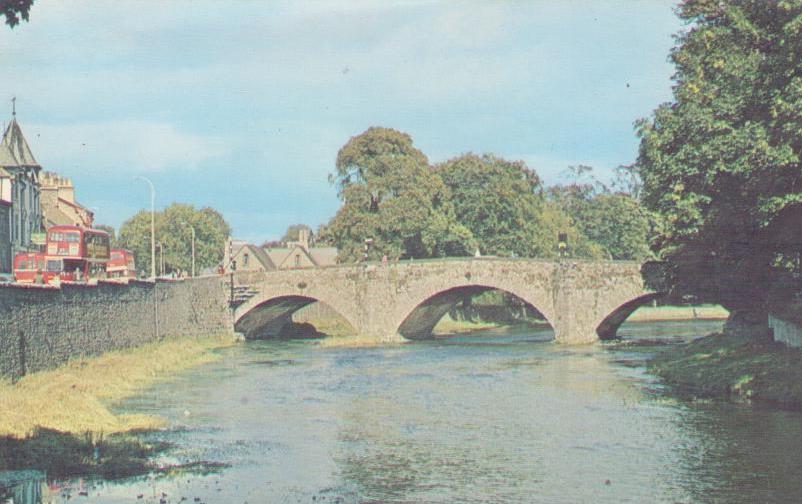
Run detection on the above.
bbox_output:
[156,242,164,276]
[134,176,156,279]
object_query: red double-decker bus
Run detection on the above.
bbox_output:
[12,251,46,283]
[43,225,110,282]
[106,248,136,279]
[14,226,111,284]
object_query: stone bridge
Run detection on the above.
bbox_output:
[231,258,663,344]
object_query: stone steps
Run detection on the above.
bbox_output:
[228,284,258,307]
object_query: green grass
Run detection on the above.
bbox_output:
[627,304,729,322]
[0,334,234,481]
[649,331,802,407]
[0,334,232,438]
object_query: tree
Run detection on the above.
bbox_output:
[281,224,312,243]
[1,0,33,28]
[548,173,654,261]
[322,127,476,261]
[436,153,545,257]
[636,0,802,323]
[118,203,231,276]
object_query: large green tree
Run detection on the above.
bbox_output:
[437,153,602,259]
[322,127,475,261]
[636,0,802,321]
[118,203,230,276]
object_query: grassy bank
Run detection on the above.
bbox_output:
[627,304,729,322]
[432,314,501,335]
[0,334,232,480]
[0,334,232,438]
[649,331,802,407]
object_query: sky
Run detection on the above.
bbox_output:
[0,1,684,243]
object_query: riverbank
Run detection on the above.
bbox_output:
[628,304,728,322]
[648,331,802,408]
[432,314,547,335]
[0,334,232,438]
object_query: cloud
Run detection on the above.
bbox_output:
[25,121,227,173]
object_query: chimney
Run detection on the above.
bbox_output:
[298,228,309,250]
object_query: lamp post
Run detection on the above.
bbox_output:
[134,176,156,279]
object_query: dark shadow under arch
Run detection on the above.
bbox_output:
[595,293,663,340]
[397,285,552,340]
[235,295,356,339]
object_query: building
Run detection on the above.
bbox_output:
[0,115,42,272]
[40,171,94,228]
[0,168,11,273]
[224,239,276,273]
[223,229,338,273]
[264,229,338,270]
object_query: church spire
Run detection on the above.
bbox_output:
[2,103,39,168]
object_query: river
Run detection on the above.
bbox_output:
[7,319,802,503]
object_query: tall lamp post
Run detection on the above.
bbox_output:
[134,176,156,279]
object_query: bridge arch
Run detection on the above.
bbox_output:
[234,293,358,339]
[595,292,663,340]
[396,284,553,340]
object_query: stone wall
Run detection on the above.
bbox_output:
[769,314,802,347]
[0,276,233,379]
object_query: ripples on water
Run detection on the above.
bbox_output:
[8,320,802,503]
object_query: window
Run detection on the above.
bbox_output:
[243,252,249,266]
[46,260,62,272]
[295,254,300,267]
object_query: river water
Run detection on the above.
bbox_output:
[10,320,802,503]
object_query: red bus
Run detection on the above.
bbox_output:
[106,248,136,279]
[12,251,46,283]
[41,225,110,283]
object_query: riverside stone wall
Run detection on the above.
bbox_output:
[0,276,233,379]
[769,314,802,347]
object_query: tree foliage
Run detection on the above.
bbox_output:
[281,224,312,243]
[437,153,602,259]
[548,169,655,261]
[118,203,231,276]
[321,127,475,261]
[636,0,802,313]
[1,0,32,28]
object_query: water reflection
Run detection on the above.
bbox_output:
[10,319,802,503]
[0,471,42,504]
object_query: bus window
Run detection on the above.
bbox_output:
[47,259,62,272]
[66,232,80,243]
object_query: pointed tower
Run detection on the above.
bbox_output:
[0,106,43,259]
